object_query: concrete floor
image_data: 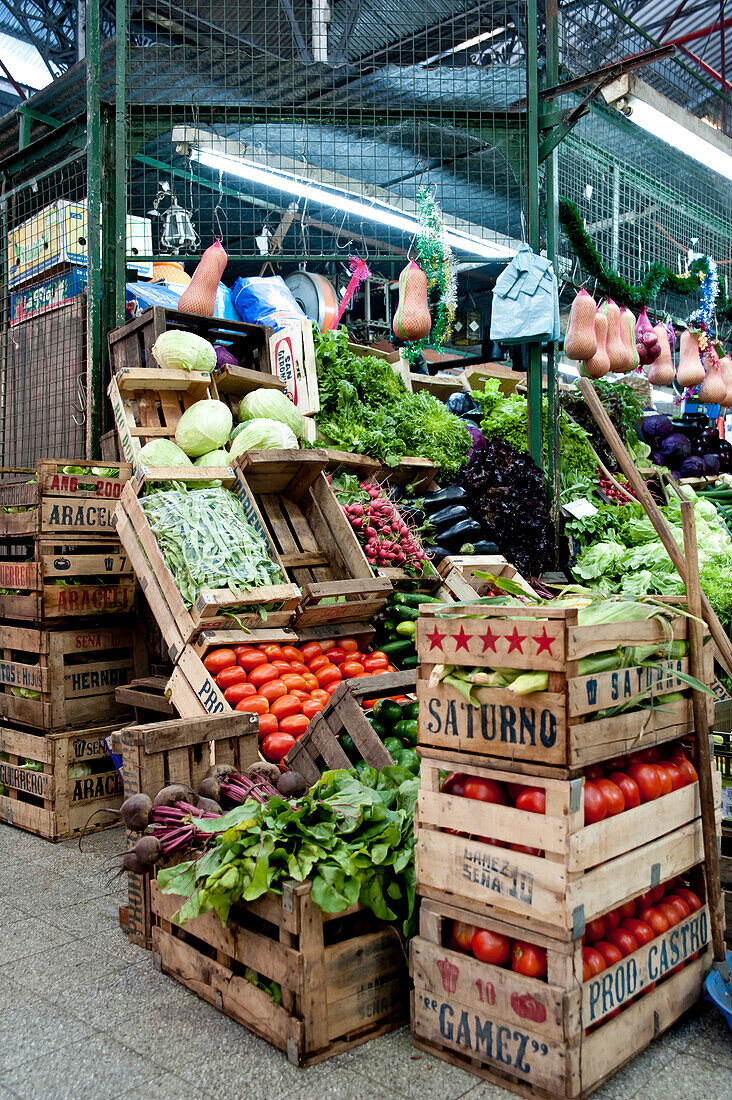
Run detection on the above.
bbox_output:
[0,824,730,1100]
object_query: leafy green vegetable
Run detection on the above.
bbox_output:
[238,388,305,438]
[175,400,233,457]
[151,330,217,373]
[137,439,193,468]
[229,418,298,455]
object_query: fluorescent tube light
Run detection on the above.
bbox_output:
[625,94,732,180]
[190,147,514,259]
[423,27,505,66]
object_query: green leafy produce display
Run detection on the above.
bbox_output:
[140,487,284,608]
[312,326,471,475]
[560,380,646,472]
[157,766,419,937]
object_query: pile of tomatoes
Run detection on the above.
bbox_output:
[203,639,395,764]
[450,920,547,979]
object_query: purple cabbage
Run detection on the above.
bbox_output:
[659,432,692,469]
[680,456,705,478]
[640,414,674,445]
[214,345,238,369]
[703,454,720,475]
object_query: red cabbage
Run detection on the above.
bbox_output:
[680,456,705,478]
[214,345,238,369]
[659,432,692,469]
[703,454,720,475]
[640,414,674,445]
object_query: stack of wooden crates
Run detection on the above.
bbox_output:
[0,460,146,840]
[411,601,718,1098]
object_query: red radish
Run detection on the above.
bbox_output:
[178,239,228,317]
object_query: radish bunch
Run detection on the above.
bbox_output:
[340,480,428,573]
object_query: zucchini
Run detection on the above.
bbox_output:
[381,639,414,656]
[423,486,468,514]
[393,590,444,607]
[395,620,416,637]
[382,618,398,632]
[392,604,420,621]
[401,654,419,668]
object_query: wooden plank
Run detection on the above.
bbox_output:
[137,712,257,754]
[416,615,567,672]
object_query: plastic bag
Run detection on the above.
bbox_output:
[231,276,307,330]
[490,244,560,345]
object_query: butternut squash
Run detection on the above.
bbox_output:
[715,343,732,407]
[564,289,597,361]
[619,307,639,369]
[392,261,432,340]
[698,348,727,404]
[581,312,610,379]
[647,323,675,387]
[676,329,706,388]
[177,239,228,317]
[603,298,634,373]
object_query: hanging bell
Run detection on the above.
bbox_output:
[160,199,199,254]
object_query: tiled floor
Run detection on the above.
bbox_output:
[0,824,730,1100]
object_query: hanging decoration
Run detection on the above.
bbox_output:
[393,260,432,340]
[329,256,371,331]
[403,186,458,365]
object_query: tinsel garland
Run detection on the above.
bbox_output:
[404,187,458,366]
[559,197,732,322]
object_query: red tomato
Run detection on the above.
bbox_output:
[606,928,638,957]
[237,650,268,672]
[506,782,526,801]
[362,655,389,672]
[659,761,686,791]
[224,683,257,705]
[664,895,691,921]
[626,762,662,802]
[621,918,655,946]
[233,645,255,658]
[281,674,307,692]
[608,771,641,810]
[472,929,511,966]
[583,960,592,982]
[279,714,310,736]
[270,694,303,720]
[604,755,628,771]
[203,648,237,674]
[308,654,330,673]
[340,638,360,653]
[669,744,691,761]
[302,699,324,720]
[248,663,280,688]
[511,941,547,979]
[216,666,248,690]
[259,679,288,703]
[638,906,670,935]
[654,764,673,796]
[510,843,543,856]
[299,642,323,663]
[257,713,279,736]
[261,732,296,762]
[463,777,509,805]
[583,946,606,978]
[301,673,319,691]
[617,900,635,920]
[583,780,608,825]
[584,917,606,943]
[289,689,310,702]
[320,640,335,652]
[236,695,269,715]
[584,764,604,780]
[289,662,309,675]
[595,777,625,817]
[603,909,621,932]
[324,680,341,696]
[271,661,293,674]
[650,883,666,904]
[326,647,348,665]
[341,661,366,679]
[674,887,702,912]
[280,646,303,664]
[451,921,477,951]
[515,787,546,814]
[669,756,698,785]
[634,891,654,913]
[657,901,682,928]
[636,746,661,763]
[261,645,285,661]
[441,772,468,796]
[315,664,342,687]
[310,689,330,705]
[594,941,623,968]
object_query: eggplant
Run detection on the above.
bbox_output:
[471,539,500,555]
[427,546,451,565]
[423,486,468,515]
[446,392,481,418]
[439,518,483,549]
[429,505,469,531]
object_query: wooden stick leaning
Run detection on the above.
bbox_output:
[577,376,732,678]
[680,501,730,975]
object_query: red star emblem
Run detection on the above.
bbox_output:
[453,626,473,652]
[480,627,499,653]
[534,628,555,655]
[426,627,445,651]
[505,627,526,654]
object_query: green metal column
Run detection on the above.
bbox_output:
[86,0,102,458]
[114,0,126,325]
[526,0,543,467]
[544,0,561,521]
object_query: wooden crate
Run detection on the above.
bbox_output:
[107,306,318,415]
[0,537,136,622]
[107,367,213,464]
[151,877,407,1065]
[234,450,392,627]
[416,604,711,773]
[722,823,732,945]
[0,721,124,840]
[114,468,301,654]
[111,710,258,947]
[0,460,132,539]
[415,750,718,937]
[437,554,537,598]
[285,669,416,785]
[115,676,175,723]
[381,456,437,491]
[0,621,145,731]
[411,892,712,1098]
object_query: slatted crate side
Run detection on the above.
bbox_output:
[0,721,124,840]
[0,462,132,538]
[150,877,406,1065]
[284,670,417,784]
[112,710,259,947]
[108,369,213,463]
[0,622,145,731]
[233,452,391,626]
[436,554,537,598]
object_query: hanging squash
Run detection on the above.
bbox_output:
[564,289,597,361]
[698,347,727,404]
[715,343,732,407]
[177,239,228,317]
[676,329,706,388]
[619,307,639,370]
[393,261,432,341]
[647,324,675,387]
[604,299,633,373]
[581,311,610,379]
